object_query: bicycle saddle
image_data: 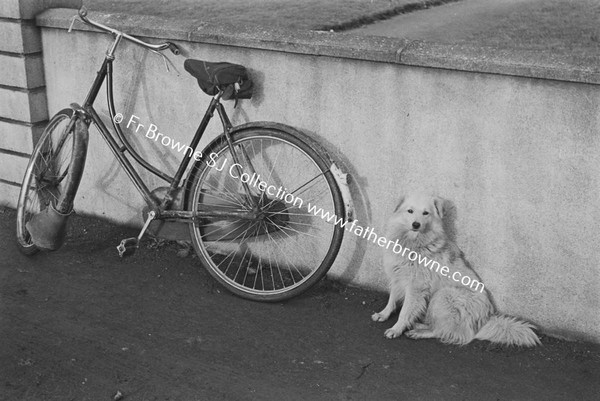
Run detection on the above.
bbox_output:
[184,59,253,100]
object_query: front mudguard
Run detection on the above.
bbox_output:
[27,111,89,251]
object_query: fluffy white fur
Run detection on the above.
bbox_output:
[372,193,540,347]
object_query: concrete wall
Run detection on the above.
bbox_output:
[2,8,599,342]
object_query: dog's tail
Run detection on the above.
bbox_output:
[474,314,540,347]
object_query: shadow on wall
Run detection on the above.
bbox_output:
[229,68,266,123]
[302,127,372,285]
[431,198,518,324]
[215,61,369,283]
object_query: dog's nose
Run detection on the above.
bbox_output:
[412,221,420,229]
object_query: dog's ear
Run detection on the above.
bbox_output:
[432,197,444,218]
[393,196,405,212]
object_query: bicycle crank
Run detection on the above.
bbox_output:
[117,210,156,257]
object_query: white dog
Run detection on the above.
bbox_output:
[372,193,540,346]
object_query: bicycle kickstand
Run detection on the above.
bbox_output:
[116,210,156,257]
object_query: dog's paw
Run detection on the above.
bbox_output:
[384,327,404,339]
[371,312,389,322]
[405,329,418,339]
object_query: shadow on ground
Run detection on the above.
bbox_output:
[1,208,598,400]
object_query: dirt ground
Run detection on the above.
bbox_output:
[1,208,599,400]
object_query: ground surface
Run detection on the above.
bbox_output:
[88,0,439,31]
[1,208,599,400]
[353,0,600,57]
[88,0,600,56]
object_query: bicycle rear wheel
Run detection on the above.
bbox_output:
[16,108,86,255]
[186,124,345,301]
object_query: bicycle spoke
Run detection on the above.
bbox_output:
[263,225,305,284]
[16,110,77,254]
[189,129,343,300]
[265,216,322,269]
[200,180,249,209]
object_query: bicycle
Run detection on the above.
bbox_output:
[15,7,353,302]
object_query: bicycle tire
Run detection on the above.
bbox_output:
[16,108,89,255]
[186,123,345,302]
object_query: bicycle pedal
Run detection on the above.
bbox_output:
[117,237,138,258]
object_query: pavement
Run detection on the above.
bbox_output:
[350,0,599,58]
[1,208,599,400]
[94,0,600,58]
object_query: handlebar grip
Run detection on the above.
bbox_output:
[167,42,180,55]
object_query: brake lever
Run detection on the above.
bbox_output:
[148,49,169,72]
[149,49,180,74]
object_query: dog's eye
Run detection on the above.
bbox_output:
[407,209,413,214]
[423,211,429,216]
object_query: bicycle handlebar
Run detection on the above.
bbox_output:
[77,6,180,55]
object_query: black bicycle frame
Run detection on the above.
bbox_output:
[75,52,254,221]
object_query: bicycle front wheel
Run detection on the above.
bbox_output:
[16,108,86,255]
[186,124,345,301]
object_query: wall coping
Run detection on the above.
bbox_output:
[37,8,600,85]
